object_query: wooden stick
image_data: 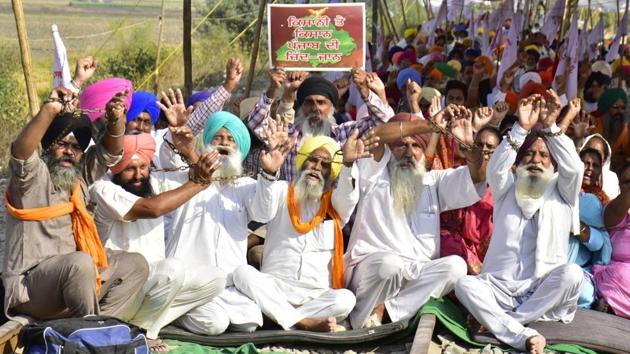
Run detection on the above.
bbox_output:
[400,0,408,30]
[153,0,166,93]
[245,0,267,98]
[372,0,378,70]
[11,0,39,118]
[183,0,192,99]
[382,0,400,42]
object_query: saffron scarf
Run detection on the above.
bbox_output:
[5,183,108,294]
[287,185,344,289]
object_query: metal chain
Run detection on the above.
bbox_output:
[426,108,478,151]
[43,97,106,119]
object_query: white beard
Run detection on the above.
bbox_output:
[293,168,326,206]
[388,155,426,217]
[514,163,555,218]
[295,109,335,138]
[209,145,243,183]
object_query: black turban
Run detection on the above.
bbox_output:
[42,113,92,152]
[296,76,339,109]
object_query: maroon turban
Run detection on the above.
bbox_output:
[389,112,431,149]
[514,124,558,169]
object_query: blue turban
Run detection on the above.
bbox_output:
[203,111,251,160]
[187,90,213,107]
[396,67,422,90]
[127,91,160,124]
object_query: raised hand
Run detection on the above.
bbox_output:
[472,59,486,78]
[105,89,129,124]
[406,78,422,104]
[351,67,369,99]
[568,110,595,138]
[224,58,243,92]
[261,114,289,151]
[192,150,222,184]
[342,129,379,165]
[73,56,97,87]
[334,76,351,98]
[266,68,286,99]
[285,71,309,93]
[157,88,192,127]
[366,72,386,99]
[169,125,195,159]
[517,94,542,130]
[541,89,563,128]
[558,97,582,130]
[46,86,77,115]
[450,106,475,146]
[472,106,494,131]
[499,65,518,92]
[260,130,298,175]
[491,101,510,124]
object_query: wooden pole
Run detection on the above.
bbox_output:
[382,0,400,41]
[183,0,192,98]
[559,0,570,42]
[153,0,166,93]
[245,0,267,98]
[11,0,39,117]
[400,0,408,30]
[371,0,378,70]
[415,0,421,23]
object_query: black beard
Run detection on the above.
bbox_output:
[112,174,154,198]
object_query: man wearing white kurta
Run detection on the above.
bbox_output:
[233,135,372,332]
[165,111,277,335]
[455,94,584,353]
[90,133,225,344]
[344,109,487,330]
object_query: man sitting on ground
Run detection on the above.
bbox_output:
[455,92,584,354]
[4,79,149,323]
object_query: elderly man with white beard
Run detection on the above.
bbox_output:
[161,111,292,335]
[455,92,585,354]
[344,106,487,330]
[247,68,394,181]
[232,131,378,332]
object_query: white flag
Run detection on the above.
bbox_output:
[480,15,491,55]
[540,0,565,45]
[52,24,72,90]
[606,11,629,63]
[447,0,464,22]
[588,17,604,60]
[553,14,579,99]
[578,15,589,60]
[428,0,448,47]
[496,17,518,87]
[502,0,514,20]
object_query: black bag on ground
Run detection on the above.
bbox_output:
[21,315,148,354]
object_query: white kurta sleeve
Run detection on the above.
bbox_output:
[487,122,528,199]
[486,87,507,107]
[332,164,360,225]
[157,130,187,169]
[544,124,583,206]
[247,175,287,223]
[89,179,141,221]
[434,166,485,212]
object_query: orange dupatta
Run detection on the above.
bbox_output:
[287,185,345,289]
[5,183,108,294]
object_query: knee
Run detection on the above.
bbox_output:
[125,252,150,281]
[232,265,258,290]
[376,255,404,281]
[559,264,584,289]
[184,309,230,336]
[66,251,97,276]
[454,275,477,300]
[331,289,356,315]
[443,256,468,282]
[153,259,186,287]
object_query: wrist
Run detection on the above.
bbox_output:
[71,78,84,89]
[260,168,279,181]
[223,80,238,92]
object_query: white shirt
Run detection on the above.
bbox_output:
[345,147,484,278]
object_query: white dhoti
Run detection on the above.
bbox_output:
[347,252,467,329]
[232,265,355,330]
[176,286,263,335]
[125,258,225,338]
[455,263,583,350]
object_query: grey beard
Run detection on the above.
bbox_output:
[295,109,335,138]
[515,163,555,200]
[210,145,243,183]
[43,155,81,191]
[294,169,326,205]
[388,155,426,217]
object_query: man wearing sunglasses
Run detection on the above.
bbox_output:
[233,132,375,332]
[4,81,149,325]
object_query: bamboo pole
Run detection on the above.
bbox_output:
[382,0,400,42]
[415,0,421,23]
[400,0,408,30]
[183,0,192,98]
[153,0,166,93]
[245,0,267,98]
[11,0,39,117]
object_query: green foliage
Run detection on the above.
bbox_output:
[0,45,30,125]
[98,46,157,85]
[199,0,259,49]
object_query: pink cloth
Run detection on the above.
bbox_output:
[110,133,156,175]
[80,78,133,121]
[593,213,630,318]
[440,187,494,275]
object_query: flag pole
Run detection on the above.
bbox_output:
[245,0,267,98]
[183,0,192,98]
[11,0,39,117]
[153,0,166,93]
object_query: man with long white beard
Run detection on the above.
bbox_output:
[232,132,376,332]
[90,132,226,351]
[4,81,149,323]
[162,111,287,335]
[344,107,487,330]
[247,68,394,181]
[455,92,585,354]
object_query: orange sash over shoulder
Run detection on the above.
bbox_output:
[287,185,344,289]
[4,183,108,294]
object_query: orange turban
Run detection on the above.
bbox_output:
[429,68,444,81]
[505,90,518,114]
[110,133,156,175]
[519,82,547,100]
[475,55,494,76]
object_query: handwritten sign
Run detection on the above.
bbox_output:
[267,3,365,71]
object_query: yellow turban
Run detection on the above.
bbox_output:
[296,136,342,180]
[404,28,418,39]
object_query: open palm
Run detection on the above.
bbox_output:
[157,88,192,127]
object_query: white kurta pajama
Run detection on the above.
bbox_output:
[90,174,225,339]
[345,147,485,330]
[455,123,584,351]
[164,174,277,335]
[232,165,359,330]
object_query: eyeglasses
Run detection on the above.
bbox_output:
[55,141,82,153]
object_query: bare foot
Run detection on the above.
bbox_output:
[466,313,487,334]
[526,335,546,354]
[295,317,337,332]
[593,298,611,313]
[147,338,170,353]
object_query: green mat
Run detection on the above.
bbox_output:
[165,340,284,354]
[419,298,598,354]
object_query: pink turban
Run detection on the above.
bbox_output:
[110,133,156,175]
[80,78,133,121]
